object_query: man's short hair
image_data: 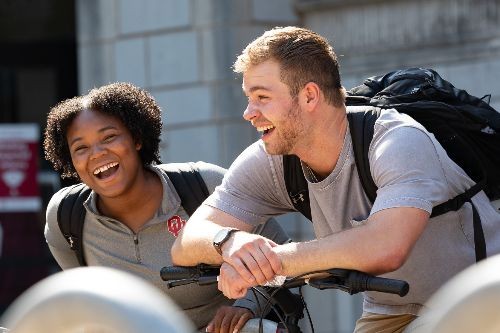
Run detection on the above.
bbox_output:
[233,26,345,107]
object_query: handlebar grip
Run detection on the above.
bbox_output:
[320,269,410,296]
[160,266,199,281]
[364,276,409,297]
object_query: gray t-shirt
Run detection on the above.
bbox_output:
[45,162,289,329]
[205,107,500,315]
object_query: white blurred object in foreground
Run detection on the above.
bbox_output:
[409,253,500,333]
[0,266,195,333]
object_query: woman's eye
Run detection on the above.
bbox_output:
[103,134,116,142]
[74,145,87,153]
[258,95,268,101]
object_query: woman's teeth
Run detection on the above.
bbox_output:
[94,162,119,175]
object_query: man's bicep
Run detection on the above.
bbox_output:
[368,206,430,260]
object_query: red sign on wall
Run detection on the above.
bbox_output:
[0,124,41,212]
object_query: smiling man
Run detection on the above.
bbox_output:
[171,26,500,332]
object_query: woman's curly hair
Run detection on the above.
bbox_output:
[44,82,163,179]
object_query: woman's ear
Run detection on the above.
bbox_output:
[135,141,142,150]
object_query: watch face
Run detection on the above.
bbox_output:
[214,228,232,245]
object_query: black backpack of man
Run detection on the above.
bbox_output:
[283,67,500,263]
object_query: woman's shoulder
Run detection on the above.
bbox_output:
[45,184,82,240]
[47,185,74,213]
[46,183,91,223]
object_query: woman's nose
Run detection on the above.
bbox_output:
[89,143,106,160]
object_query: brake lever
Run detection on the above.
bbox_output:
[307,277,353,294]
[198,276,219,285]
[307,268,356,294]
[167,279,196,288]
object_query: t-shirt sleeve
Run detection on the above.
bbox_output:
[45,188,81,269]
[204,142,295,225]
[369,123,451,215]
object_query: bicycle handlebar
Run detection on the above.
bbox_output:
[160,265,409,297]
[307,268,409,297]
[160,264,219,287]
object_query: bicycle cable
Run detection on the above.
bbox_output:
[257,270,326,333]
[298,286,314,333]
[277,270,331,332]
[250,287,288,333]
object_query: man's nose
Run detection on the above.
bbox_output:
[243,104,258,122]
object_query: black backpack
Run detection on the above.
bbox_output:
[284,68,500,262]
[56,162,209,266]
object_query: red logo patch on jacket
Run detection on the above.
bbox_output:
[167,215,186,237]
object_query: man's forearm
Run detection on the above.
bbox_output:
[275,207,429,277]
[274,236,384,278]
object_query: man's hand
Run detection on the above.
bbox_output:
[205,306,253,333]
[221,232,282,287]
[217,262,254,299]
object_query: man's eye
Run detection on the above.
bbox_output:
[258,95,268,101]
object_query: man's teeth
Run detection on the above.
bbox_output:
[94,162,118,175]
[257,125,275,132]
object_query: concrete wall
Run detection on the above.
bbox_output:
[299,0,500,109]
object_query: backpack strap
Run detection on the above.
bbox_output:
[283,154,312,221]
[346,107,380,203]
[159,162,210,216]
[57,183,91,266]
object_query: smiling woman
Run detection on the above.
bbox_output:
[44,83,164,232]
[42,82,290,332]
